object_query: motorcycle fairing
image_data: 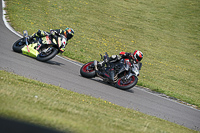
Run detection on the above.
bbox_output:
[132,63,140,76]
[42,36,52,44]
[22,43,39,58]
[45,36,66,49]
[21,35,59,58]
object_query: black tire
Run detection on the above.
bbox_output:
[36,47,58,62]
[12,38,26,53]
[115,75,138,90]
[80,61,96,78]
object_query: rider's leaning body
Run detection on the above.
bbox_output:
[29,28,74,53]
[99,50,143,66]
[96,50,143,77]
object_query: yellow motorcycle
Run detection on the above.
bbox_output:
[13,30,65,62]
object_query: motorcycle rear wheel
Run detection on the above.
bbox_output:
[12,38,26,53]
[116,75,138,90]
[80,61,96,78]
[36,47,58,62]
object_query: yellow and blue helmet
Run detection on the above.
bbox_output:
[64,28,74,40]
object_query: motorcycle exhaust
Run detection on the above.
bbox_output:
[25,37,30,52]
[23,30,30,52]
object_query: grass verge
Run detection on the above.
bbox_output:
[0,70,197,133]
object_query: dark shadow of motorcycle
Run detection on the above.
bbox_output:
[80,75,135,93]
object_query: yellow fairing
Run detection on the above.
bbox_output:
[22,43,39,58]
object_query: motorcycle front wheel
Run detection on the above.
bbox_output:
[115,75,138,90]
[36,47,58,62]
[80,61,96,78]
[12,38,26,53]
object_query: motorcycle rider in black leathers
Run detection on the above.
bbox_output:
[99,50,143,67]
[28,28,74,53]
[97,50,143,77]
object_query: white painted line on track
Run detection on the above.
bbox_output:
[2,0,199,112]
[2,0,22,38]
[56,56,82,67]
[134,87,200,111]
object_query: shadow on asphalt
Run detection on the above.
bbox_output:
[0,117,72,133]
[83,76,135,93]
[45,60,65,66]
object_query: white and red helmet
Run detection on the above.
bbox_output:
[133,50,143,62]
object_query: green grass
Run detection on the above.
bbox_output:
[0,70,198,133]
[3,0,200,110]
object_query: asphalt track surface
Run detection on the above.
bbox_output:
[0,0,200,132]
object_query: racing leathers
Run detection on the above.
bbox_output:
[29,29,68,53]
[99,52,142,69]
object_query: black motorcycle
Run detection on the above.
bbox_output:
[80,52,142,90]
